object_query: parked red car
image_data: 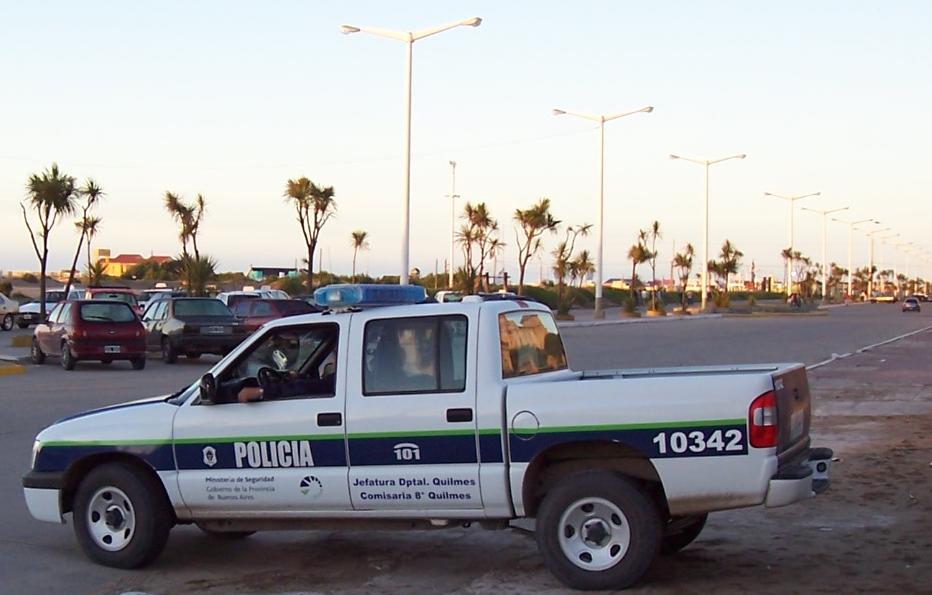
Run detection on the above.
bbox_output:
[231,298,319,332]
[32,300,146,370]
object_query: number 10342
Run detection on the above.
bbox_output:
[652,429,744,455]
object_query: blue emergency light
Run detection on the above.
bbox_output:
[313,284,427,309]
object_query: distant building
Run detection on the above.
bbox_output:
[94,249,172,277]
[246,266,298,282]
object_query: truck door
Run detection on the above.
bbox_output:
[172,321,351,514]
[345,310,482,510]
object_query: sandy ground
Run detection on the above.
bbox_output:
[88,329,932,594]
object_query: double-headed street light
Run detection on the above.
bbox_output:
[552,106,653,318]
[801,206,848,304]
[670,153,746,311]
[831,217,874,299]
[764,192,820,296]
[341,17,482,285]
[865,227,892,296]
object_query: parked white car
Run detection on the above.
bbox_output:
[0,292,19,331]
[16,288,83,328]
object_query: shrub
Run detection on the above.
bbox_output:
[0,281,12,296]
[22,273,38,283]
[713,292,731,308]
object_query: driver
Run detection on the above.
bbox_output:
[235,331,337,402]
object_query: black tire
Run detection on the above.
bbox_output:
[660,513,708,555]
[1,313,13,331]
[72,462,173,569]
[186,352,202,360]
[17,320,30,329]
[161,338,177,364]
[31,337,45,365]
[196,524,255,540]
[61,342,77,371]
[131,357,146,371]
[536,471,661,591]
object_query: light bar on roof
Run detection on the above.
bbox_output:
[313,284,427,309]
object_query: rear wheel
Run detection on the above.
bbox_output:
[131,357,146,370]
[31,337,45,365]
[161,338,177,364]
[536,471,661,590]
[72,463,173,568]
[17,320,30,329]
[1,313,13,331]
[660,514,708,555]
[61,342,77,370]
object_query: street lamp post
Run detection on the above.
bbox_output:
[865,227,892,297]
[801,206,848,304]
[670,153,746,311]
[341,17,482,285]
[446,160,460,289]
[553,106,653,319]
[894,242,915,297]
[764,192,821,297]
[876,233,900,295]
[831,217,873,299]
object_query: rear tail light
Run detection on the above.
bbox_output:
[749,390,778,448]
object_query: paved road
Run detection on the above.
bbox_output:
[0,303,929,594]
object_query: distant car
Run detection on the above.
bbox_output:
[216,289,291,309]
[1,292,20,331]
[141,297,248,363]
[902,297,921,312]
[869,294,897,303]
[17,288,84,328]
[31,300,146,370]
[232,298,319,332]
[435,290,464,303]
[84,286,142,315]
[910,294,929,303]
[139,288,185,310]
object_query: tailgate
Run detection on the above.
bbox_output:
[772,365,811,462]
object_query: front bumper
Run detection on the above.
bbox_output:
[22,471,64,523]
[765,447,832,508]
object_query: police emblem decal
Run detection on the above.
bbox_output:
[202,446,217,467]
[300,475,323,498]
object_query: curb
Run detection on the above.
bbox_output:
[0,361,25,376]
[0,354,30,365]
[558,313,722,328]
[806,323,932,371]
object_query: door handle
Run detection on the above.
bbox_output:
[317,412,342,427]
[446,408,473,423]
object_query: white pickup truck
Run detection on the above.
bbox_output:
[23,284,831,590]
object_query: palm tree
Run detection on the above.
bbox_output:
[350,230,369,283]
[647,220,662,306]
[284,177,337,292]
[513,198,560,294]
[627,229,650,304]
[717,240,744,293]
[164,192,195,258]
[64,179,105,295]
[570,249,595,289]
[552,224,592,314]
[673,243,695,311]
[458,202,499,293]
[83,216,102,275]
[21,163,78,318]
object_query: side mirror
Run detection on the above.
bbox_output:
[199,373,218,403]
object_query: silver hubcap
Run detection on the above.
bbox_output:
[558,497,631,571]
[86,486,136,551]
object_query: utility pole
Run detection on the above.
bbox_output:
[447,160,459,288]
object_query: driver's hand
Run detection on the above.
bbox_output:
[237,386,264,403]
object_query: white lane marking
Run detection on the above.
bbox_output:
[806,324,932,370]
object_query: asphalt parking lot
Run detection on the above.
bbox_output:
[1,303,930,594]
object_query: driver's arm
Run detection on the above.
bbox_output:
[238,385,264,403]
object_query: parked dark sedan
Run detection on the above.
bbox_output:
[232,298,319,333]
[32,300,146,370]
[142,297,248,363]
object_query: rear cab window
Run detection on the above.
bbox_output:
[80,302,136,323]
[499,310,568,378]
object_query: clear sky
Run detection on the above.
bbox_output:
[2,1,931,282]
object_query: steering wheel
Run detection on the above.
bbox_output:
[256,366,288,390]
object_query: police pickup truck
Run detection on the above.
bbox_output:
[22,284,831,590]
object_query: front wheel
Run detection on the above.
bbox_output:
[72,463,173,568]
[61,343,77,370]
[161,338,177,364]
[536,471,661,591]
[1,314,13,331]
[17,320,30,329]
[31,337,45,365]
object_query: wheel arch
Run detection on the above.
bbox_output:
[60,453,175,522]
[521,440,668,518]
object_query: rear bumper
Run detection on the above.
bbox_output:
[172,335,245,354]
[23,471,64,523]
[765,446,832,508]
[71,340,146,359]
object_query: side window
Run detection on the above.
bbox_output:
[47,304,63,323]
[499,311,568,378]
[232,302,252,317]
[59,303,73,324]
[253,302,274,316]
[363,315,467,396]
[154,301,168,320]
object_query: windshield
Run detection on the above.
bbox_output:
[80,302,136,323]
[174,299,233,317]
